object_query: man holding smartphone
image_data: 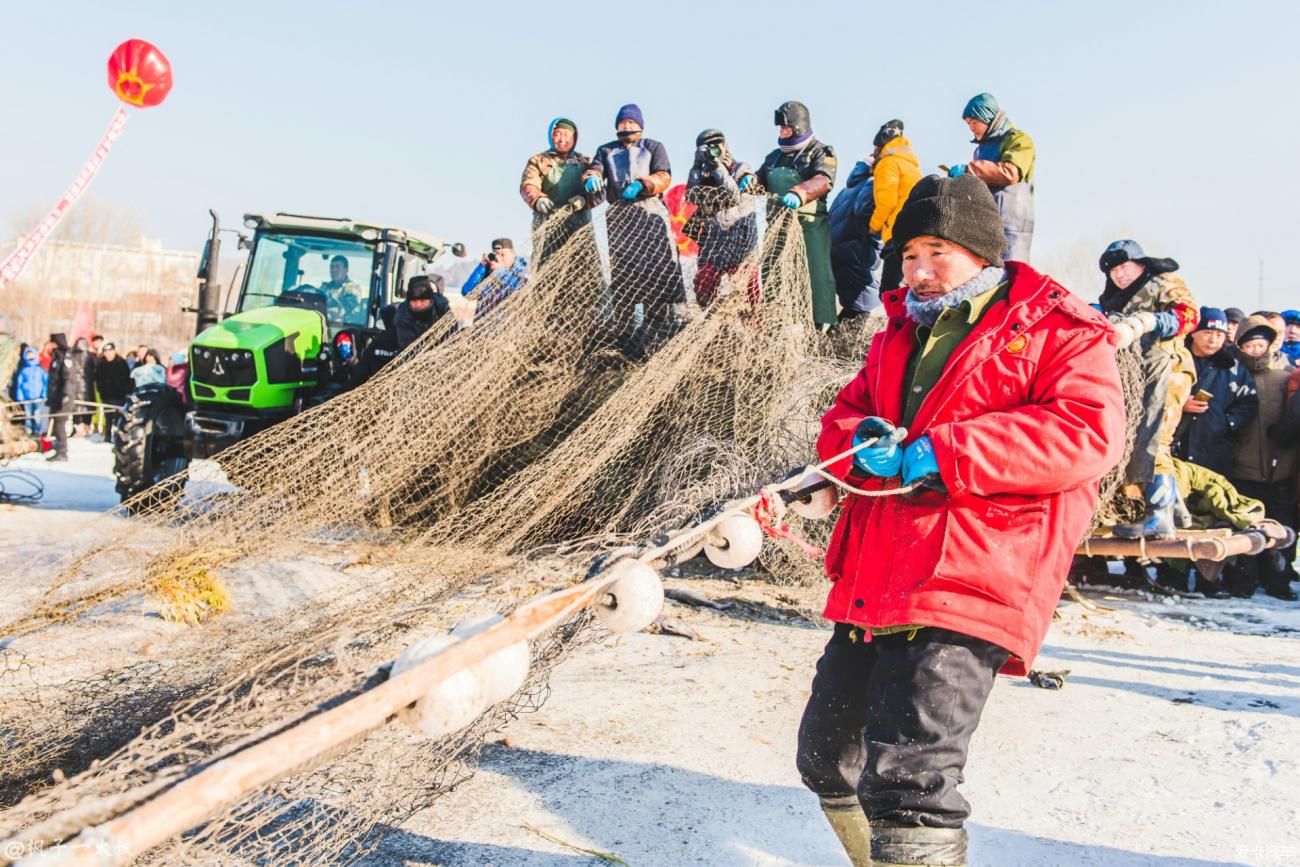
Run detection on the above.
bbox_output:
[1173,307,1258,477]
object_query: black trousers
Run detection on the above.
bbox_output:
[1226,479,1297,595]
[796,623,1009,829]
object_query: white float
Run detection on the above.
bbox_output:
[788,470,839,520]
[452,615,531,706]
[389,634,484,738]
[594,559,664,634]
[704,513,764,569]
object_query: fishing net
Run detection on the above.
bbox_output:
[0,186,867,863]
[0,183,1142,863]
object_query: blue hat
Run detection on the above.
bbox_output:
[1283,309,1300,325]
[615,103,644,130]
[1195,307,1228,334]
[962,93,1000,124]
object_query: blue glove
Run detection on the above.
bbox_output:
[902,436,940,485]
[947,164,968,178]
[780,192,802,209]
[584,175,604,194]
[738,174,756,192]
[622,180,643,200]
[1090,303,1103,312]
[1151,311,1180,339]
[851,417,906,477]
[1146,473,1176,508]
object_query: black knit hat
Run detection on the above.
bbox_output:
[891,174,1005,267]
[406,273,444,300]
[696,128,726,148]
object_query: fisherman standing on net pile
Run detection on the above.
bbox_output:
[1096,240,1199,540]
[758,100,838,331]
[583,104,685,361]
[520,117,599,268]
[829,151,879,318]
[685,128,759,309]
[797,174,1126,867]
[947,93,1035,263]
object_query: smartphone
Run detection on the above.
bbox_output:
[1194,389,1213,402]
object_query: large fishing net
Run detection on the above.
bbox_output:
[0,187,883,863]
[0,184,1144,863]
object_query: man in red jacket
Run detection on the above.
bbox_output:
[796,174,1126,867]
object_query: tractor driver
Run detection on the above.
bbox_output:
[319,254,364,321]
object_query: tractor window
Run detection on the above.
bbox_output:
[239,232,377,329]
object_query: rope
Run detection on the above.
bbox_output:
[753,489,823,558]
[0,470,43,505]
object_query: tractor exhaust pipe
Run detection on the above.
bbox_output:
[193,209,223,337]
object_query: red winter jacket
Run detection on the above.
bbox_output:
[817,262,1127,674]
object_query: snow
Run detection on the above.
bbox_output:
[5,440,1300,866]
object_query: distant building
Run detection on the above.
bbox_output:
[0,236,199,353]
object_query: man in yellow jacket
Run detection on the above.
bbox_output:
[869,120,921,293]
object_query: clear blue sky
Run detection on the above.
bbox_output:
[3,0,1298,310]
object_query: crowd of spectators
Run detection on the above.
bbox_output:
[7,334,190,461]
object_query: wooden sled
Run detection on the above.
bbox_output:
[1076,520,1294,562]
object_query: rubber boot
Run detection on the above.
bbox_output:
[871,825,967,866]
[1111,502,1175,540]
[819,797,872,867]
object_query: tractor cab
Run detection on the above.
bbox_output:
[114,210,445,503]
[186,213,444,431]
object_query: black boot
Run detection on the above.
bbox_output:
[1112,502,1176,540]
[1264,581,1299,602]
[871,825,967,866]
[1110,559,1151,590]
[1154,561,1191,594]
[1067,555,1109,586]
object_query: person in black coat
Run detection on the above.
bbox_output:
[67,337,94,432]
[1173,307,1258,476]
[393,273,449,352]
[355,304,400,385]
[45,333,71,461]
[93,341,133,437]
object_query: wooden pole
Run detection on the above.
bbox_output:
[1077,531,1266,561]
[17,580,605,867]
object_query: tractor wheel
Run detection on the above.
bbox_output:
[113,384,191,511]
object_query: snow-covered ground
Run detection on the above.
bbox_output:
[4,440,1300,866]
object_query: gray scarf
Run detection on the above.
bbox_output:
[905,266,1006,327]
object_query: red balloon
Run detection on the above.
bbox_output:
[106,39,173,108]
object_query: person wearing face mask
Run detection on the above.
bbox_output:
[583,104,685,360]
[758,100,838,330]
[1096,239,1199,540]
[520,117,600,267]
[799,173,1125,867]
[946,92,1036,263]
[1226,316,1300,601]
[394,274,449,351]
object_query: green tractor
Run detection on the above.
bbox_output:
[113,211,444,504]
